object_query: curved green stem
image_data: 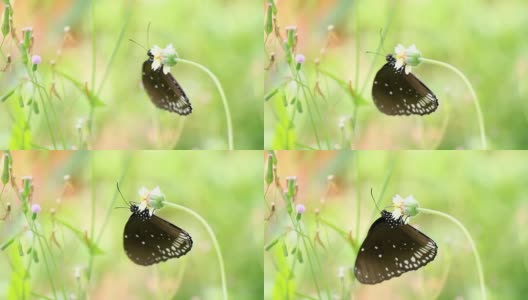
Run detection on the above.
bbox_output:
[419,58,487,150]
[164,201,228,300]
[418,208,486,300]
[175,58,234,150]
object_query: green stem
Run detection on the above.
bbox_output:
[89,0,97,137]
[87,152,96,280]
[419,58,488,150]
[96,5,132,97]
[175,58,234,150]
[418,208,486,300]
[164,201,228,300]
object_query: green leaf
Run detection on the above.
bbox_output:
[318,68,369,106]
[264,236,279,251]
[54,69,105,107]
[7,243,30,300]
[1,85,16,102]
[296,98,303,113]
[55,218,104,255]
[319,217,358,251]
[0,235,16,250]
[265,87,279,102]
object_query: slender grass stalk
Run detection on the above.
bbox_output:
[354,0,360,91]
[354,152,361,239]
[164,201,228,300]
[96,5,132,96]
[89,0,97,136]
[418,208,486,300]
[96,155,132,244]
[419,57,487,150]
[87,152,96,281]
[175,58,234,150]
[281,192,331,298]
[31,73,66,149]
[292,74,321,149]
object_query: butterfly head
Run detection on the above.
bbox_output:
[381,210,405,227]
[147,50,154,59]
[385,54,396,64]
[130,204,153,221]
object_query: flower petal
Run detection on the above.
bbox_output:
[150,45,162,56]
[394,60,404,70]
[138,186,149,198]
[163,65,170,75]
[404,65,412,74]
[163,44,176,56]
[151,60,161,71]
[405,195,416,203]
[392,194,404,205]
[151,186,162,197]
[391,209,402,219]
[138,201,147,212]
[394,44,406,55]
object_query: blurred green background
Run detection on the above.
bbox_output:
[265,0,528,149]
[0,0,262,149]
[0,150,263,299]
[265,151,528,299]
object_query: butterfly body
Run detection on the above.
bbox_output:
[142,51,192,115]
[354,210,437,284]
[123,204,193,266]
[372,54,438,116]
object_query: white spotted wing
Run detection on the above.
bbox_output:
[354,210,437,284]
[124,204,193,266]
[142,53,192,115]
[372,55,438,116]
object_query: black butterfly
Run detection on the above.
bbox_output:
[142,50,192,115]
[124,203,193,266]
[354,210,437,284]
[372,54,438,116]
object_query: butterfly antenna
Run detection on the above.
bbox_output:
[366,51,384,57]
[128,39,147,51]
[378,28,388,54]
[116,182,130,207]
[370,188,382,212]
[146,21,151,46]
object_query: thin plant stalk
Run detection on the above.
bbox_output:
[418,207,486,300]
[175,58,234,150]
[89,0,97,137]
[419,57,488,150]
[87,153,97,281]
[164,201,229,300]
[96,6,132,97]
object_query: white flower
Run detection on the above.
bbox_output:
[393,44,412,74]
[74,266,82,280]
[406,44,419,56]
[338,266,345,279]
[393,44,422,75]
[75,117,86,130]
[162,44,176,57]
[150,45,163,72]
[391,194,405,219]
[391,194,419,219]
[137,186,164,216]
[150,44,178,75]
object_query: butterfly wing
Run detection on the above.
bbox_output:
[142,59,192,115]
[124,212,193,266]
[372,62,438,116]
[354,211,437,284]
